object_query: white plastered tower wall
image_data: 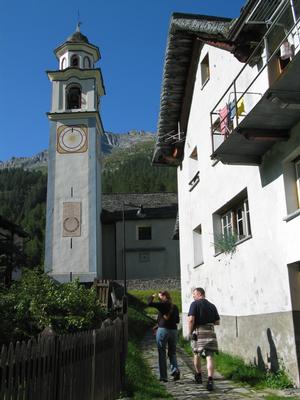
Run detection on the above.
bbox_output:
[45,27,105,282]
[179,40,300,384]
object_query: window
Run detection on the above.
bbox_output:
[193,224,203,266]
[139,252,150,263]
[137,226,152,240]
[66,85,81,109]
[220,199,251,240]
[189,147,200,191]
[200,53,210,87]
[295,158,300,208]
[61,57,66,70]
[71,54,79,67]
[83,56,91,68]
[283,153,300,217]
[213,189,252,253]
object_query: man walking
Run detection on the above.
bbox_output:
[188,287,220,391]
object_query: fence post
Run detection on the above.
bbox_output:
[91,329,96,400]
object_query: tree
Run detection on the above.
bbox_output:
[0,233,26,287]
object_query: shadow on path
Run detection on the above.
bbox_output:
[140,329,300,400]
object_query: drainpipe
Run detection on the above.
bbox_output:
[290,0,300,44]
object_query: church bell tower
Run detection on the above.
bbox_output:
[45,25,105,282]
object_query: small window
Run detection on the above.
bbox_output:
[221,203,251,238]
[295,158,300,208]
[137,226,152,240]
[189,147,200,191]
[213,189,252,254]
[220,198,251,241]
[66,85,81,109]
[283,154,300,215]
[201,53,210,87]
[61,57,66,70]
[139,252,150,263]
[71,54,79,67]
[193,224,203,266]
[83,56,91,68]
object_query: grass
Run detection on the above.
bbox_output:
[125,340,173,400]
[214,352,293,389]
[264,396,299,400]
[126,290,295,398]
[123,299,173,399]
[128,289,182,319]
[178,333,294,392]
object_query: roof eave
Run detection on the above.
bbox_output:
[153,13,234,166]
[54,42,101,62]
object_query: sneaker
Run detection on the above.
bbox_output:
[159,378,168,382]
[194,372,202,384]
[173,371,180,381]
[206,377,213,391]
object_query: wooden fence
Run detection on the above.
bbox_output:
[0,314,128,400]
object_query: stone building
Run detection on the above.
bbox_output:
[101,192,180,282]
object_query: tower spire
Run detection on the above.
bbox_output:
[76,10,82,32]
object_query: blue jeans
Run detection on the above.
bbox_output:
[156,327,179,380]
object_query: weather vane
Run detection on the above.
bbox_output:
[76,10,82,32]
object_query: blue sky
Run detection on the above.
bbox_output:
[0,0,245,161]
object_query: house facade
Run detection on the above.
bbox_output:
[153,0,300,384]
[101,193,180,282]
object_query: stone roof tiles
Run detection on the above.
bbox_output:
[101,192,178,222]
[153,13,233,166]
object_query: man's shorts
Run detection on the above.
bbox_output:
[191,323,218,356]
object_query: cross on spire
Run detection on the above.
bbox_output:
[76,10,82,32]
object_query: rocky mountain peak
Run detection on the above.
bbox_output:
[0,130,155,171]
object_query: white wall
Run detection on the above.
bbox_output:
[178,44,300,319]
[45,118,102,281]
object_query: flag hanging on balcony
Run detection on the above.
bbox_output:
[228,100,236,120]
[219,104,229,135]
[280,40,293,60]
[237,98,245,116]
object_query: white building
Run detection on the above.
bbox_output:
[45,25,105,282]
[153,0,300,384]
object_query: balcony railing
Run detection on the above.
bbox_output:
[210,0,300,164]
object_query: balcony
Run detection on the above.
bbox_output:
[211,0,300,165]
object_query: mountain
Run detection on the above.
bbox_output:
[0,130,155,171]
[0,133,176,268]
[102,130,155,153]
[0,151,48,171]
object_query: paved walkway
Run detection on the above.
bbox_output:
[141,330,300,399]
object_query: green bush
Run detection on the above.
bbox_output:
[0,269,105,344]
[127,306,153,341]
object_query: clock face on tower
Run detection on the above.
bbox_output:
[57,125,88,153]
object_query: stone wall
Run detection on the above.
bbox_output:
[116,278,181,291]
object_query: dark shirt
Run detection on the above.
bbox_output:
[147,296,180,329]
[188,298,220,327]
